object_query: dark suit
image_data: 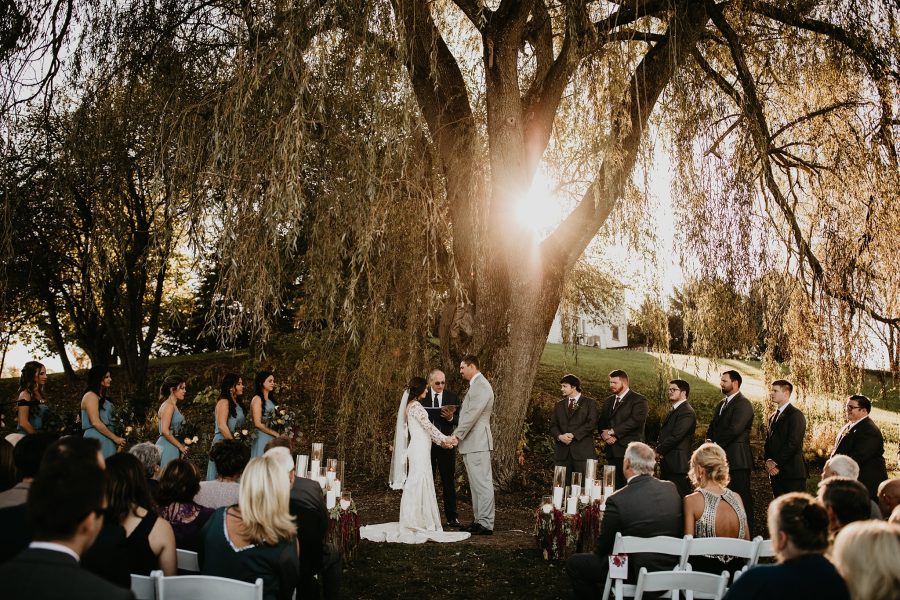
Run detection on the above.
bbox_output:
[656,401,697,497]
[831,416,888,500]
[722,554,850,600]
[0,547,134,600]
[706,392,754,531]
[549,394,598,485]
[424,388,460,521]
[764,403,807,497]
[566,475,683,595]
[598,389,649,488]
[289,477,341,600]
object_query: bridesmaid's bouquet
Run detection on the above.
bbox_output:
[179,422,201,448]
[231,427,252,443]
[264,404,299,435]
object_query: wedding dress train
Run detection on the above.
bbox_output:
[360,401,471,544]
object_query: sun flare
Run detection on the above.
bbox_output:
[515,169,565,238]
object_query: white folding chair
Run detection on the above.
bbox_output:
[131,570,161,600]
[732,564,749,582]
[682,536,760,569]
[752,538,774,565]
[633,567,729,600]
[601,533,691,600]
[156,573,264,600]
[176,548,200,572]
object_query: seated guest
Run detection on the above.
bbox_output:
[157,459,214,551]
[877,479,900,519]
[105,453,176,575]
[0,433,56,508]
[722,493,849,599]
[200,454,299,600]
[196,440,249,509]
[129,442,162,500]
[684,443,750,575]
[566,442,682,595]
[832,520,900,600]
[817,476,871,535]
[266,442,342,600]
[823,455,882,519]
[0,438,14,492]
[0,437,132,599]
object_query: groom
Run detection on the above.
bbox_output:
[448,355,495,535]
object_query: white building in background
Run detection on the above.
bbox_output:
[547,309,629,349]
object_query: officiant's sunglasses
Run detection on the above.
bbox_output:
[433,381,446,386]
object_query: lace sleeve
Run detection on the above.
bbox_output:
[408,402,448,445]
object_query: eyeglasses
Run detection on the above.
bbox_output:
[845,404,861,411]
[433,381,445,386]
[667,387,680,392]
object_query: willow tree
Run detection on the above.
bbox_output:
[4,0,898,483]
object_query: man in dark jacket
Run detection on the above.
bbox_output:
[598,370,649,489]
[764,379,807,497]
[424,369,462,527]
[830,394,888,500]
[706,369,755,532]
[656,379,697,497]
[566,442,683,595]
[550,373,598,486]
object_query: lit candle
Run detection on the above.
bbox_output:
[332,479,341,496]
[570,484,581,498]
[552,486,564,509]
[326,489,336,509]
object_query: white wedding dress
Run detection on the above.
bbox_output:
[360,400,471,544]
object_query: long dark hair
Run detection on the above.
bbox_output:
[19,361,45,398]
[105,453,156,523]
[406,376,427,400]
[253,370,275,404]
[159,374,187,403]
[220,372,244,418]
[86,365,111,409]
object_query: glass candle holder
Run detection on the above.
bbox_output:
[602,465,616,497]
[296,455,309,479]
[541,495,553,514]
[553,465,567,489]
[340,490,352,511]
[584,459,597,482]
[571,472,583,498]
[326,458,337,482]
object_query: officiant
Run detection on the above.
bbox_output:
[425,369,462,528]
[550,374,598,486]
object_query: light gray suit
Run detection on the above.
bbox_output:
[455,371,495,529]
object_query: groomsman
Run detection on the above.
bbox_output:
[763,379,807,497]
[550,374,598,485]
[598,370,648,489]
[831,394,888,500]
[655,379,697,497]
[706,369,754,532]
[424,370,461,528]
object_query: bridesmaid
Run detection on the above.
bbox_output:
[81,365,126,458]
[249,370,280,458]
[206,373,246,480]
[16,361,49,433]
[156,375,188,468]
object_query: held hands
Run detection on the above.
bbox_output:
[441,436,459,449]
[558,433,574,445]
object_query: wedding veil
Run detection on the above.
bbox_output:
[388,389,409,490]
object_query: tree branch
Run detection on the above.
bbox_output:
[451,0,492,30]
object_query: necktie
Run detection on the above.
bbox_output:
[720,398,729,415]
[613,396,621,412]
[567,398,575,414]
[435,394,441,408]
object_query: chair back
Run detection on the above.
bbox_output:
[753,538,775,565]
[602,534,691,600]
[683,536,759,567]
[156,574,264,600]
[131,572,159,600]
[176,548,200,572]
[633,567,729,600]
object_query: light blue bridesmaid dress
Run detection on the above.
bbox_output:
[206,402,246,480]
[82,398,118,458]
[16,399,49,433]
[156,406,185,468]
[250,397,276,458]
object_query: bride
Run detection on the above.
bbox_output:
[360,377,471,544]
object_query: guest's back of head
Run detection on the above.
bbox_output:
[28,437,106,543]
[832,520,900,600]
[689,442,730,488]
[105,452,156,523]
[818,477,871,532]
[13,432,57,479]
[129,442,163,479]
[766,492,829,560]
[210,440,251,479]
[158,459,202,505]
[624,442,656,476]
[823,455,860,480]
[239,455,296,545]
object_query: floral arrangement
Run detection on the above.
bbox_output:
[178,422,201,449]
[579,501,605,553]
[534,504,582,560]
[264,403,304,443]
[327,500,361,561]
[231,427,252,443]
